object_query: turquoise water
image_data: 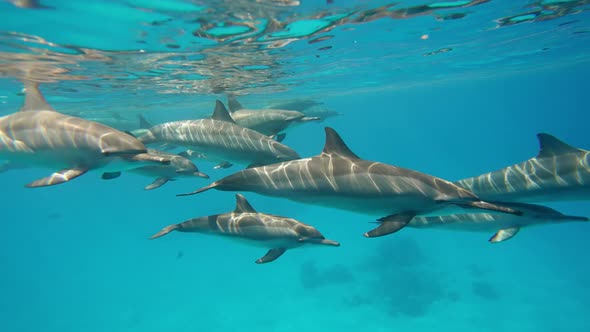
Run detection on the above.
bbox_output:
[1,1,589,331]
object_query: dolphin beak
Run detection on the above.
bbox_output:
[561,215,590,222]
[300,116,321,122]
[129,153,171,165]
[301,238,340,246]
[194,171,210,179]
[319,239,340,246]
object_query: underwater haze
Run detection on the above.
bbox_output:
[1,1,590,332]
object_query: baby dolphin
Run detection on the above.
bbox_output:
[456,133,590,203]
[0,82,170,187]
[409,202,588,242]
[138,100,300,169]
[227,95,320,139]
[179,127,522,238]
[151,194,339,264]
[102,149,209,190]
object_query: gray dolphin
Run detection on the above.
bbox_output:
[137,100,300,168]
[409,201,588,242]
[179,127,522,238]
[102,149,209,190]
[151,193,340,264]
[456,134,590,203]
[0,82,170,187]
[267,99,324,112]
[227,95,321,138]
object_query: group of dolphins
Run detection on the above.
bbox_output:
[1,82,588,264]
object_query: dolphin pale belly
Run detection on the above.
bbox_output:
[150,194,339,264]
[0,82,170,187]
[227,95,320,137]
[179,127,522,238]
[456,134,590,203]
[409,201,588,242]
[102,149,209,190]
[138,100,300,168]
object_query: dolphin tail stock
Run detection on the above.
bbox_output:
[176,182,218,197]
[363,213,415,238]
[150,224,180,239]
[451,200,523,216]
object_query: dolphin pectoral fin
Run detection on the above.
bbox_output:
[364,214,414,238]
[489,227,520,243]
[145,177,170,190]
[255,248,287,264]
[176,182,218,197]
[453,200,523,216]
[270,132,286,142]
[214,161,233,169]
[150,224,180,239]
[101,171,122,180]
[25,168,88,188]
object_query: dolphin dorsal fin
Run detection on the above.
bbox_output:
[227,94,244,112]
[321,127,360,159]
[211,100,237,124]
[138,114,153,129]
[20,81,56,112]
[234,194,257,213]
[536,133,581,158]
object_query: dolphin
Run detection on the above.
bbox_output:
[137,100,300,169]
[102,149,209,190]
[409,201,588,242]
[0,82,170,187]
[455,133,590,203]
[150,194,340,264]
[267,99,324,112]
[179,127,522,238]
[227,95,321,138]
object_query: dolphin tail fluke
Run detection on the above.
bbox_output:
[456,200,523,216]
[363,213,414,238]
[150,224,180,239]
[176,182,218,197]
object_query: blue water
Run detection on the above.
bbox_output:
[1,1,589,331]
